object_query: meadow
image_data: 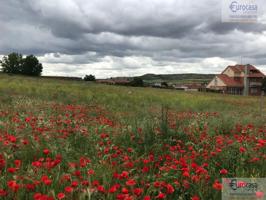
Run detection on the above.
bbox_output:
[0,73,265,200]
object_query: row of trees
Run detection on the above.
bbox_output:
[0,53,42,76]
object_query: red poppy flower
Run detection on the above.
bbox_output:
[97,185,105,193]
[33,193,42,200]
[142,166,150,173]
[120,171,129,179]
[43,149,50,155]
[212,180,222,190]
[7,180,19,192]
[122,187,129,194]
[71,181,78,187]
[64,186,73,193]
[14,160,21,168]
[26,184,35,191]
[7,167,16,173]
[0,189,7,197]
[182,171,190,177]
[191,195,200,200]
[87,169,95,175]
[166,184,174,194]
[154,181,161,188]
[156,192,166,199]
[143,196,151,200]
[57,193,65,199]
[126,179,136,186]
[239,147,246,153]
[109,184,120,193]
[219,169,228,175]
[133,188,143,196]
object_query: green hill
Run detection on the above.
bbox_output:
[138,73,215,84]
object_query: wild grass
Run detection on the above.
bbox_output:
[0,73,265,127]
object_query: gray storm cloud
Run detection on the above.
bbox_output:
[0,0,265,77]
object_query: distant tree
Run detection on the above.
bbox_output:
[202,81,209,86]
[0,52,23,74]
[262,78,266,93]
[161,82,168,87]
[0,53,42,76]
[21,55,43,76]
[84,74,96,81]
[129,77,144,87]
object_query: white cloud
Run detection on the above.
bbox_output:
[41,55,243,78]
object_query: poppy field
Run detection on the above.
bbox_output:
[0,74,265,200]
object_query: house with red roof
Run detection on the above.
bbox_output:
[206,64,265,95]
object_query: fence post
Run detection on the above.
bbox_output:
[260,91,264,117]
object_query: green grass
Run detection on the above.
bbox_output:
[0,73,265,127]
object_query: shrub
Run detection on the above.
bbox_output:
[84,74,96,81]
[129,77,144,87]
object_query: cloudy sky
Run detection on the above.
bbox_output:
[1,0,266,78]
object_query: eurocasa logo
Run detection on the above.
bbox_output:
[222,178,266,200]
[229,179,258,191]
[229,1,258,13]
